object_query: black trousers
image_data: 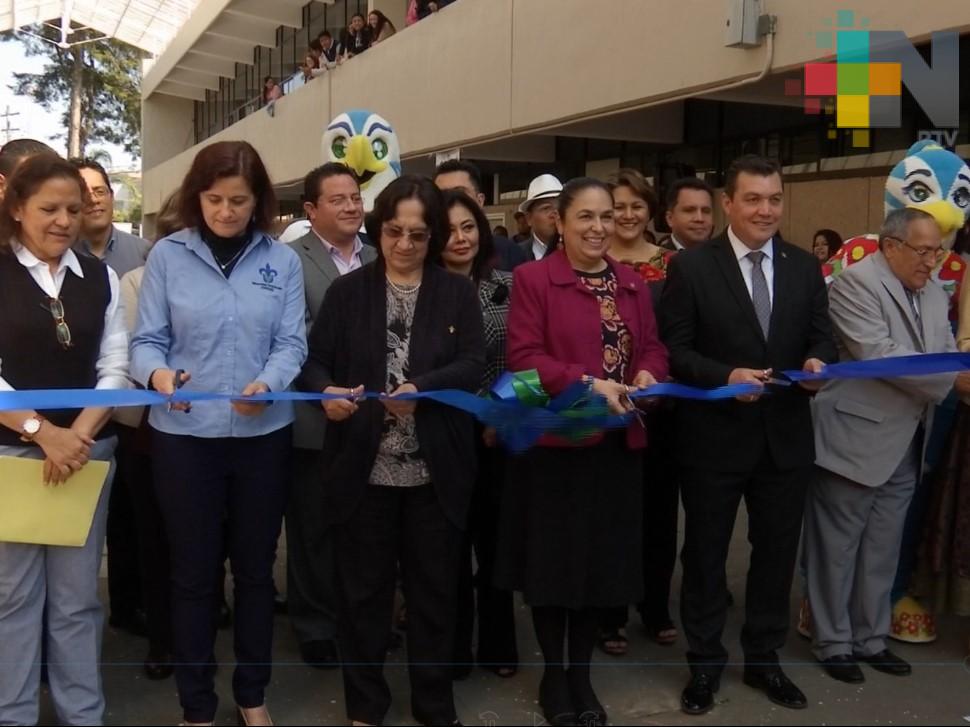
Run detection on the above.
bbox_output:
[455,443,518,669]
[286,448,338,645]
[601,416,680,632]
[679,458,810,675]
[107,429,142,620]
[117,423,173,655]
[335,484,462,726]
[153,427,291,723]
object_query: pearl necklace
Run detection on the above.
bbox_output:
[386,276,421,295]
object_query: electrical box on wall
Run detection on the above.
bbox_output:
[725,0,763,48]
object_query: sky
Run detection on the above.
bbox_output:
[0,40,138,170]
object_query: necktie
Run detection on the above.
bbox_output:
[747,250,771,338]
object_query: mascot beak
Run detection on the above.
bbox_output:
[345,135,387,188]
[909,200,965,237]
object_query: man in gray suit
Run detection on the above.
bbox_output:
[287,163,377,668]
[805,208,958,684]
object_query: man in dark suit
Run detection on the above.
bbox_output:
[657,177,716,253]
[286,163,377,670]
[660,155,836,715]
[433,159,527,271]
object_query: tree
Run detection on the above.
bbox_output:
[1,25,143,158]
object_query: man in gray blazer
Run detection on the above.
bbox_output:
[805,208,957,684]
[287,163,377,668]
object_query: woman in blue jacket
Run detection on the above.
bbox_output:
[131,141,307,727]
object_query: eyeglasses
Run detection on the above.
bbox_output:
[382,225,430,245]
[885,236,946,262]
[88,187,111,200]
[46,297,72,349]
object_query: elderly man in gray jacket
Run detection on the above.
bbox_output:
[805,207,957,684]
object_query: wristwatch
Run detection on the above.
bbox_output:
[20,415,45,443]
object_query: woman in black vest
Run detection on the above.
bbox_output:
[0,154,128,725]
[300,176,484,726]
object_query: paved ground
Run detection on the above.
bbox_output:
[36,506,970,725]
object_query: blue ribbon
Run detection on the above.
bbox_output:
[3,353,968,452]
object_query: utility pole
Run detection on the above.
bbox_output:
[0,106,21,145]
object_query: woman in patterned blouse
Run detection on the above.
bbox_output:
[496,178,668,727]
[609,168,672,283]
[440,189,519,679]
[300,176,484,727]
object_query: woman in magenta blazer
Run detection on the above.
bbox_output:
[494,177,668,727]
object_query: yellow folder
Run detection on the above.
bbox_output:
[0,457,110,547]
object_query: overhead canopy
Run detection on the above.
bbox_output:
[0,0,203,55]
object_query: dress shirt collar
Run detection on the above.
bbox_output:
[13,240,85,279]
[670,234,686,251]
[312,229,363,261]
[727,225,773,263]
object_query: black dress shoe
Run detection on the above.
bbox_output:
[566,668,606,726]
[681,673,719,716]
[144,651,174,680]
[217,600,232,630]
[819,655,865,684]
[273,591,288,615]
[539,670,577,726]
[109,608,149,638]
[299,640,340,669]
[742,668,807,709]
[859,649,911,676]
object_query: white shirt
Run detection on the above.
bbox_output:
[727,225,774,306]
[669,234,686,251]
[0,244,130,392]
[531,234,548,261]
[313,231,364,276]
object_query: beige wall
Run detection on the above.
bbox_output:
[142,0,970,213]
[141,94,196,172]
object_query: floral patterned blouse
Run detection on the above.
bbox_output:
[576,267,632,383]
[618,246,675,283]
[369,280,431,487]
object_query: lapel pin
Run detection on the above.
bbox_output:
[448,325,455,334]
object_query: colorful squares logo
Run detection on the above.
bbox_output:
[837,95,869,127]
[797,12,905,142]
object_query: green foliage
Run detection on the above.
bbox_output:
[0,25,142,156]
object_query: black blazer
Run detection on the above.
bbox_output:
[659,231,836,472]
[299,261,486,528]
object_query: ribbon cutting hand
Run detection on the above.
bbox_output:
[729,367,771,403]
[151,368,192,413]
[232,381,271,417]
[957,371,970,397]
[382,383,418,418]
[322,385,363,421]
[798,358,827,392]
[592,378,637,415]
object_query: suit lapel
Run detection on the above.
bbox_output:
[875,255,925,351]
[767,239,790,345]
[299,233,340,286]
[408,265,436,376]
[711,234,765,342]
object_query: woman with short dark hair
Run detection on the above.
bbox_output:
[0,154,128,725]
[440,189,519,678]
[131,140,307,726]
[300,175,484,726]
[496,178,668,727]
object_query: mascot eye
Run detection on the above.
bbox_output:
[953,188,970,209]
[372,138,388,161]
[332,138,348,159]
[903,182,931,203]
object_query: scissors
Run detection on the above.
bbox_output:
[167,368,192,413]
